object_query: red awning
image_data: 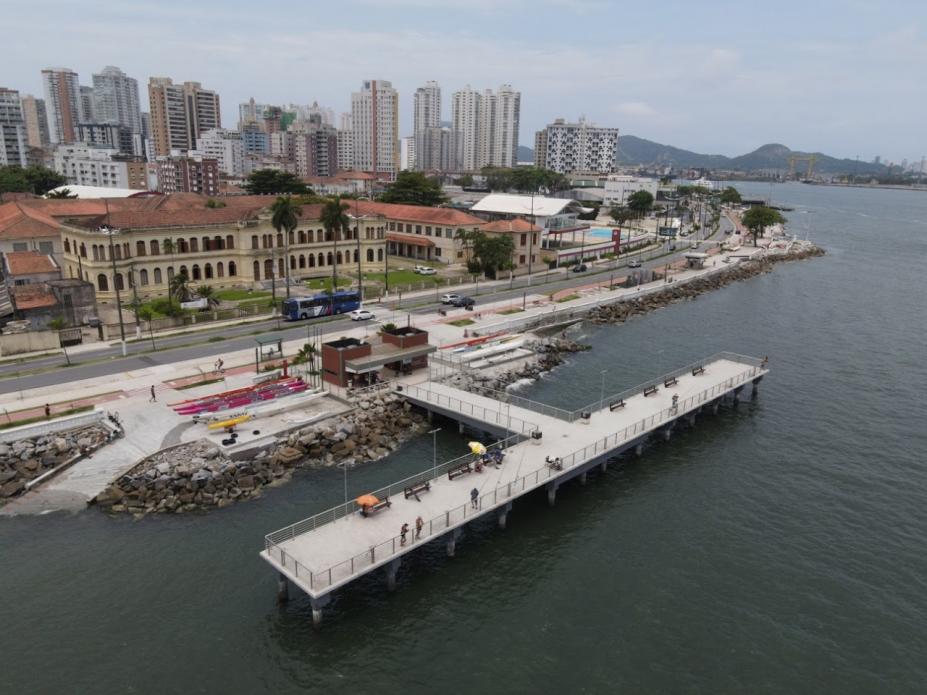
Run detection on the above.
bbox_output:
[387,232,435,248]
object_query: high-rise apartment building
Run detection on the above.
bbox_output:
[91,66,142,134]
[291,120,338,178]
[451,84,520,171]
[0,88,28,167]
[41,67,81,144]
[148,78,221,156]
[413,81,441,136]
[20,95,49,149]
[53,143,146,189]
[337,113,353,172]
[416,127,455,172]
[194,128,244,177]
[76,122,140,156]
[538,117,619,174]
[239,98,267,129]
[351,80,399,178]
[79,86,96,123]
[241,122,270,155]
[155,155,219,195]
[534,129,548,169]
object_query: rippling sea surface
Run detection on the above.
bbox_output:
[1,183,925,694]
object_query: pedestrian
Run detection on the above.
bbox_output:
[44,404,51,419]
[149,385,156,402]
[415,516,424,539]
[470,487,479,509]
[400,523,409,546]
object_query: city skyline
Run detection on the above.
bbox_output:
[4,0,925,163]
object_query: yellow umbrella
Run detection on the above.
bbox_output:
[469,441,486,455]
[356,494,379,508]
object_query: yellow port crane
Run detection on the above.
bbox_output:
[788,154,817,180]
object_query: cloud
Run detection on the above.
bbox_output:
[614,102,657,117]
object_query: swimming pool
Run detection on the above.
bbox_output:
[586,228,632,241]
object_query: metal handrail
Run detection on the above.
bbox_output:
[265,363,763,593]
[401,383,541,437]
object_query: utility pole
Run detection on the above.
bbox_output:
[104,200,127,356]
[354,199,363,308]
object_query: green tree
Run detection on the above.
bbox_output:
[741,206,786,246]
[609,206,634,225]
[46,187,77,199]
[169,269,192,302]
[379,171,447,206]
[243,169,310,195]
[205,197,226,208]
[659,176,673,185]
[626,190,655,219]
[161,238,177,312]
[320,197,351,312]
[271,195,302,299]
[195,285,219,308]
[719,186,742,204]
[0,164,67,195]
[470,231,516,278]
[454,173,474,187]
[136,306,157,349]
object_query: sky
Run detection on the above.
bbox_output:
[6,0,926,163]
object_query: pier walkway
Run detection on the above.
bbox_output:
[261,352,768,623]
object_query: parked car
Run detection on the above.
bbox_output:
[349,309,375,321]
[450,295,475,308]
[571,263,588,273]
[628,260,642,268]
[417,267,437,276]
[441,293,462,304]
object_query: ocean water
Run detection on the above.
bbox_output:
[1,182,925,693]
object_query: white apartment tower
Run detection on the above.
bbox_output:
[413,81,441,135]
[0,88,28,167]
[540,117,620,174]
[91,66,142,134]
[491,84,520,168]
[337,113,353,172]
[451,84,520,171]
[195,128,244,177]
[41,67,82,144]
[350,80,399,178]
[452,86,481,172]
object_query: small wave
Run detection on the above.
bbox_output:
[505,377,536,392]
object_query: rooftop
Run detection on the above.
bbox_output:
[11,284,57,310]
[355,200,484,226]
[470,193,587,218]
[4,251,59,276]
[481,217,542,234]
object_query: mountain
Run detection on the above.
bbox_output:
[617,136,885,176]
[517,145,535,162]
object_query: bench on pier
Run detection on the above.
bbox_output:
[360,498,392,517]
[448,462,473,480]
[545,456,563,471]
[404,481,431,500]
[609,399,625,411]
[643,385,658,397]
[664,376,678,388]
[691,366,705,376]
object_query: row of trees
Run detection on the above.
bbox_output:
[455,229,516,278]
[0,165,66,195]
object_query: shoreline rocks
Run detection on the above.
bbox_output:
[95,395,427,516]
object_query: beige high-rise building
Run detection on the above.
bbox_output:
[41,67,81,144]
[148,78,221,156]
[350,80,399,178]
[20,95,49,148]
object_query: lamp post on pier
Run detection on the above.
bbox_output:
[600,368,608,411]
[429,427,441,479]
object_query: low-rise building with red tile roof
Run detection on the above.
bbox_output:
[480,218,543,274]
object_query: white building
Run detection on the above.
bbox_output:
[91,66,142,135]
[238,98,268,129]
[602,175,658,206]
[413,81,441,135]
[194,128,244,176]
[540,117,619,174]
[451,84,520,171]
[0,88,28,167]
[400,136,415,170]
[41,67,82,144]
[52,143,140,189]
[351,80,399,178]
[470,193,588,234]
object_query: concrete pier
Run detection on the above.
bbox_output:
[260,352,768,623]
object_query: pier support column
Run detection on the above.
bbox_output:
[686,412,697,427]
[732,385,745,404]
[635,443,644,457]
[600,460,609,474]
[276,573,289,604]
[446,528,462,557]
[385,558,402,592]
[711,399,721,415]
[546,482,559,506]
[497,502,513,530]
[458,421,465,435]
[752,375,763,397]
[579,471,588,486]
[427,410,433,423]
[309,595,331,627]
[662,424,674,441]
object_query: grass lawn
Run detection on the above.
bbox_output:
[214,289,271,302]
[304,277,353,292]
[448,318,475,327]
[176,376,225,390]
[556,294,581,303]
[497,307,524,315]
[236,297,276,310]
[364,269,442,286]
[1,405,94,430]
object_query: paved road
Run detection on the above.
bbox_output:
[0,219,730,395]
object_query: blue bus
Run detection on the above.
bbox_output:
[283,290,361,321]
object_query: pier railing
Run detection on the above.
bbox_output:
[399,383,541,437]
[264,361,764,595]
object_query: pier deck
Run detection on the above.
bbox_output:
[261,352,767,614]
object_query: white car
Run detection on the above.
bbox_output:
[417,267,437,276]
[628,260,642,268]
[349,309,375,321]
[441,293,462,304]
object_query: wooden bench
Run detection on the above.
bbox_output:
[691,366,705,376]
[404,481,431,500]
[664,376,678,388]
[643,385,658,397]
[609,399,625,411]
[448,462,473,480]
[360,498,391,517]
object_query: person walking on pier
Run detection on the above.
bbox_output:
[400,523,409,546]
[44,404,51,419]
[149,385,157,403]
[470,487,479,509]
[415,516,424,539]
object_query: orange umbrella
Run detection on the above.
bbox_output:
[356,494,379,508]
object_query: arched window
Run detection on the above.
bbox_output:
[288,231,294,245]
[64,239,71,253]
[327,252,333,266]
[189,238,198,253]
[80,243,87,258]
[97,274,108,291]
[251,235,258,249]
[298,230,306,244]
[114,273,124,291]
[317,253,324,267]
[139,269,149,285]
[123,243,130,259]
[192,264,201,280]
[226,235,235,249]
[308,254,315,267]
[178,239,188,253]
[136,240,146,256]
[290,255,296,270]
[264,259,274,278]
[299,254,306,269]
[307,230,314,243]
[179,265,188,278]
[216,262,224,278]
[262,234,269,248]
[377,248,384,262]
[92,245,99,261]
[202,236,210,251]
[253,260,260,280]
[167,266,174,281]
[353,250,359,263]
[278,258,284,277]
[367,249,374,262]
[113,245,122,260]
[336,251,343,265]
[214,235,223,250]
[228,261,236,277]
[204,263,213,279]
[150,240,160,255]
[154,268,162,284]
[276,233,283,247]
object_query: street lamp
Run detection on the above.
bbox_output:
[429,427,441,479]
[104,223,127,356]
[599,368,608,411]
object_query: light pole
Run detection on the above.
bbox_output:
[105,224,127,356]
[429,427,441,479]
[599,368,608,411]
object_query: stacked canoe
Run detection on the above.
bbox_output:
[170,377,308,416]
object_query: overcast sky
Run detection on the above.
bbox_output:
[7,0,925,163]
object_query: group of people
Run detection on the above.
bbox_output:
[399,516,425,546]
[474,448,504,473]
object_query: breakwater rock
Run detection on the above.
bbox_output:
[587,245,825,326]
[0,424,111,500]
[95,395,427,516]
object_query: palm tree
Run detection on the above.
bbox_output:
[270,195,302,299]
[196,285,219,308]
[46,188,77,199]
[455,228,473,262]
[170,270,191,303]
[162,237,176,312]
[320,196,350,314]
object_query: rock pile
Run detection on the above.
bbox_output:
[95,395,427,515]
[0,424,111,500]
